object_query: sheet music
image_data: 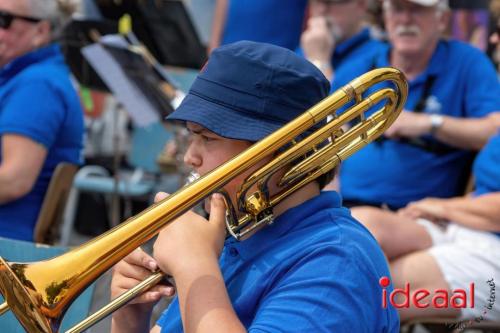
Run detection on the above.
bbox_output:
[82,36,161,127]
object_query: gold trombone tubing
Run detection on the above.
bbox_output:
[0,301,8,316]
[65,272,164,333]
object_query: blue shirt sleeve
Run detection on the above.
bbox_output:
[461,49,500,118]
[248,248,398,333]
[0,79,66,149]
[156,297,182,332]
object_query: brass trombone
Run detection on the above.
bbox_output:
[0,67,407,333]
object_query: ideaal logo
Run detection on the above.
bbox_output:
[379,276,475,309]
[447,279,496,332]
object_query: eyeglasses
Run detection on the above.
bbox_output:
[0,10,41,30]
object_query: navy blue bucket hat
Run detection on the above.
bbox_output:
[166,40,330,141]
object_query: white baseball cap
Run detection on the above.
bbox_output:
[406,0,448,7]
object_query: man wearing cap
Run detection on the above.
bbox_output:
[331,0,500,210]
[110,41,400,333]
[349,0,500,322]
[299,0,385,81]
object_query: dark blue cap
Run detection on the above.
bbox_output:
[166,41,330,141]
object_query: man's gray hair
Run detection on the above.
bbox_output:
[26,0,80,31]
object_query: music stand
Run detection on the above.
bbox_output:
[81,33,181,225]
[95,0,207,69]
[82,34,176,127]
[60,18,118,92]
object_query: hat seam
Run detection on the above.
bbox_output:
[194,76,263,100]
[189,90,288,125]
[191,78,312,120]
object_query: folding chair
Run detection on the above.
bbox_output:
[33,163,78,245]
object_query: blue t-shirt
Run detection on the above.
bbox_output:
[337,40,500,208]
[0,44,84,241]
[157,191,399,332]
[221,0,308,50]
[473,132,500,196]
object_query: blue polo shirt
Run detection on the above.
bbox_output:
[221,0,308,50]
[332,28,385,73]
[157,191,399,332]
[0,44,84,241]
[337,40,500,209]
[473,132,500,197]
[297,27,385,79]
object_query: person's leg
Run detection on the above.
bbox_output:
[390,250,461,321]
[351,206,433,259]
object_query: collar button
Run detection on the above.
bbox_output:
[229,247,239,257]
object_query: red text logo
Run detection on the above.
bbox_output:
[379,276,475,309]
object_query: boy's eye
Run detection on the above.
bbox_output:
[201,135,215,142]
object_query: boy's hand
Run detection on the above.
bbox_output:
[153,192,227,277]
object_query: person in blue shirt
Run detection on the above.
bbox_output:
[0,0,84,241]
[347,4,500,323]
[351,129,500,322]
[208,0,308,53]
[299,0,385,83]
[110,41,399,333]
[331,0,500,209]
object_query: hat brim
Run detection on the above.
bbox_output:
[166,93,284,142]
[406,0,440,6]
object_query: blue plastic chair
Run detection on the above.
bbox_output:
[60,121,173,245]
[0,237,95,332]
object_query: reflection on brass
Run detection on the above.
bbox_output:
[0,68,407,333]
[0,301,9,315]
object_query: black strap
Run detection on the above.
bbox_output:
[374,73,457,155]
[414,74,436,113]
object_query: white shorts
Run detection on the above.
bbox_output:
[417,219,500,320]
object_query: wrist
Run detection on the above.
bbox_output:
[309,59,332,73]
[429,114,444,136]
[171,254,220,279]
[112,305,152,332]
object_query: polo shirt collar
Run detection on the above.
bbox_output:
[227,191,343,261]
[0,44,61,81]
[377,39,447,85]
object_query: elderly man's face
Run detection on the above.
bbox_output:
[309,0,367,42]
[0,0,43,67]
[383,0,448,56]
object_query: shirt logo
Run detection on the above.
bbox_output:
[425,95,442,114]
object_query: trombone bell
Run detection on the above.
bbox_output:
[0,258,53,332]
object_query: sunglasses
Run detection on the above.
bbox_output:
[0,10,41,29]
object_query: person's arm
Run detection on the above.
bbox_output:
[432,112,500,150]
[399,193,500,232]
[153,192,245,333]
[0,134,47,204]
[440,193,500,231]
[384,111,500,151]
[208,0,229,55]
[300,16,334,79]
[0,79,74,203]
